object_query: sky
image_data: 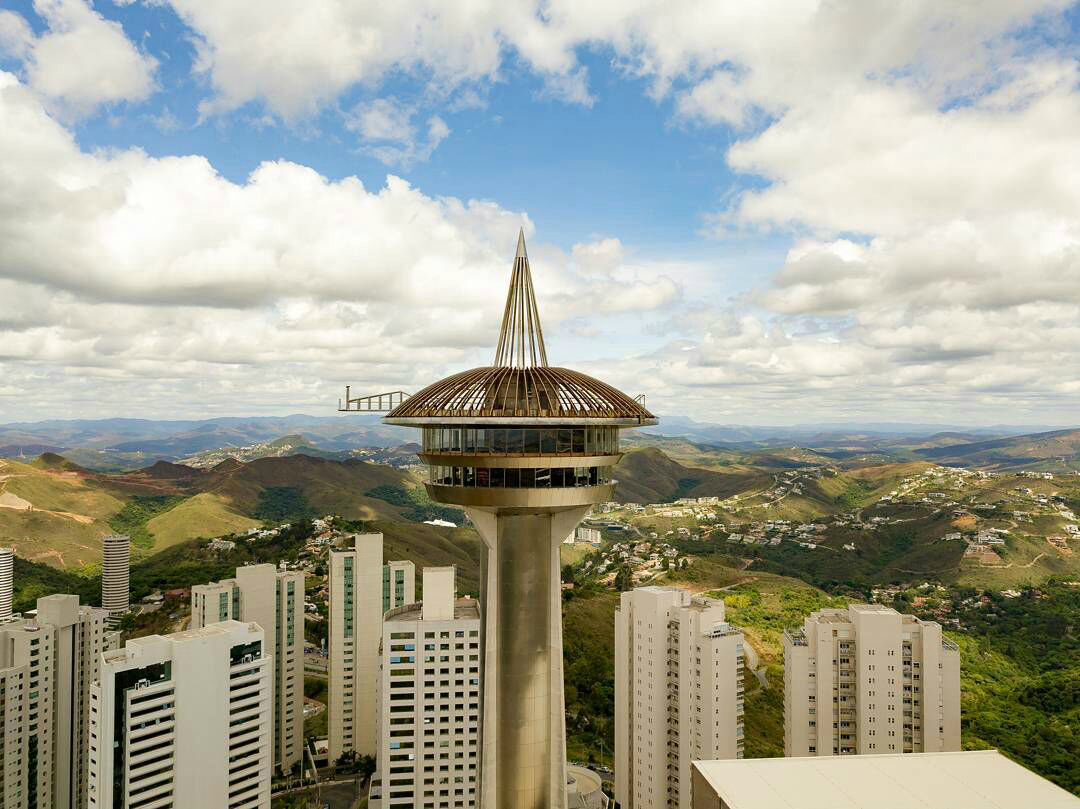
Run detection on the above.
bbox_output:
[0,1,1078,427]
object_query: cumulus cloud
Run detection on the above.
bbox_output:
[4,1,1080,424]
[345,97,451,167]
[2,0,157,118]
[154,0,584,120]
[0,71,679,420]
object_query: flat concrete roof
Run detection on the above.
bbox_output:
[693,751,1079,809]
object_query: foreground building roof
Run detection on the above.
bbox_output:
[691,750,1078,809]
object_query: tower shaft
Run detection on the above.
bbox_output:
[469,507,587,809]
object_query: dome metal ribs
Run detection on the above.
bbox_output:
[385,366,654,420]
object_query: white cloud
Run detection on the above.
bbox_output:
[345,97,451,167]
[156,0,582,120]
[0,72,679,421]
[4,0,157,119]
[4,1,1080,424]
[0,10,33,59]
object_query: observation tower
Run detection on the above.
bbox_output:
[345,230,656,809]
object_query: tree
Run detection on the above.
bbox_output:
[357,754,376,785]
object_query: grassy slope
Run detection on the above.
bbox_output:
[374,519,483,596]
[4,462,122,518]
[614,448,768,504]
[304,676,329,739]
[2,453,431,567]
[202,455,414,522]
[560,544,594,567]
[144,492,260,549]
[711,576,845,758]
[0,458,122,567]
[563,589,619,764]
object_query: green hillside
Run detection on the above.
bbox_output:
[563,557,1080,794]
[614,448,768,503]
[145,492,261,548]
[0,453,441,567]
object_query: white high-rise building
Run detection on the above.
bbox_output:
[328,532,383,760]
[0,593,112,809]
[88,620,273,809]
[101,535,130,621]
[190,563,305,773]
[383,560,416,614]
[0,611,57,809]
[615,587,745,809]
[783,604,961,757]
[369,567,481,809]
[0,546,12,620]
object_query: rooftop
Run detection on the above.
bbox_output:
[386,597,480,623]
[384,365,655,424]
[692,751,1078,809]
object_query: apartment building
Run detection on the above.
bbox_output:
[0,594,112,809]
[190,563,304,773]
[383,560,415,614]
[615,587,745,809]
[783,603,961,757]
[88,620,272,809]
[328,533,383,760]
[369,567,481,809]
[101,535,130,623]
[0,547,12,620]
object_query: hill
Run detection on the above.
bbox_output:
[915,428,1080,471]
[0,452,453,567]
[613,448,768,503]
[0,457,124,567]
[178,434,354,468]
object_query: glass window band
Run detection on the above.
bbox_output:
[421,426,617,455]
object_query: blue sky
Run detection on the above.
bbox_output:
[0,1,1078,426]
[60,9,749,252]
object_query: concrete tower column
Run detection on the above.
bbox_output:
[469,506,585,809]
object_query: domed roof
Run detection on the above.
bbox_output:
[385,365,655,423]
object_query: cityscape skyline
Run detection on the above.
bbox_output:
[1,2,1079,425]
[0,2,1077,807]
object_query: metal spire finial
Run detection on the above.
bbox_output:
[494,229,548,368]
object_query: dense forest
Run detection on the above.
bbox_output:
[924,582,1079,793]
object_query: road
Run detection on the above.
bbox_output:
[272,777,362,809]
[321,779,362,809]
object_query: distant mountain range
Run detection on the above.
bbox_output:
[0,415,1077,472]
[911,428,1080,471]
[0,415,410,470]
[637,415,1063,446]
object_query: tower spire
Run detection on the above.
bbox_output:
[494,228,548,368]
